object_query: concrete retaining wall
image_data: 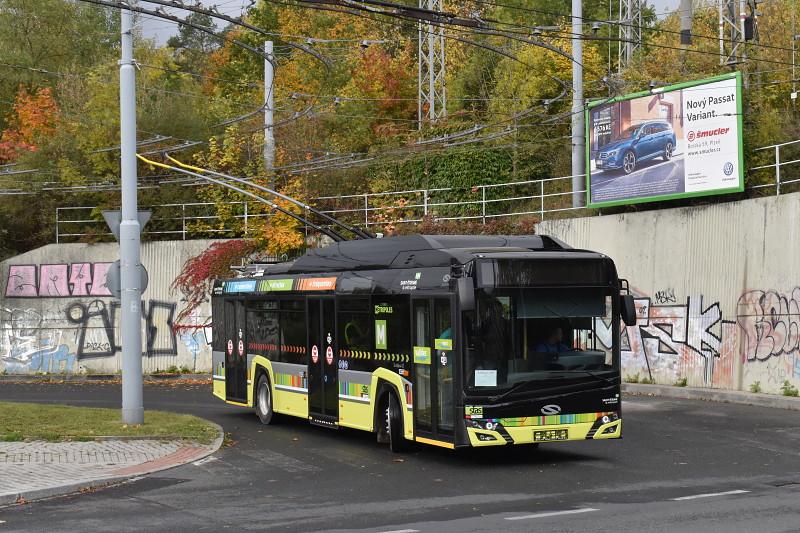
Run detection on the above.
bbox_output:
[1,240,218,374]
[538,192,800,395]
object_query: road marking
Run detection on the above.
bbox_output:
[377,530,419,533]
[192,456,218,466]
[505,508,599,521]
[672,489,750,501]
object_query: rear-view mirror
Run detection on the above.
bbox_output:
[203,324,213,346]
[457,277,475,312]
[620,294,636,326]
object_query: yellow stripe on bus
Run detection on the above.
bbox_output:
[415,436,455,449]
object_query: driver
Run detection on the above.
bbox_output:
[535,327,571,353]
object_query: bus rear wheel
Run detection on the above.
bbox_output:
[255,373,274,425]
[384,392,408,453]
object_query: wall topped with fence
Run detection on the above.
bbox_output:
[54,138,800,242]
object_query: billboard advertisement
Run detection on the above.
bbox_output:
[586,72,743,207]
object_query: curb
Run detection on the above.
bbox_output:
[623,383,800,411]
[0,422,224,508]
[0,373,211,383]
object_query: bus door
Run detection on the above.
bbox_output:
[307,296,338,427]
[224,299,248,403]
[411,296,455,444]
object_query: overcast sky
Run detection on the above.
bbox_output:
[141,0,683,45]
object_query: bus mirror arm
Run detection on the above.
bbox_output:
[203,323,213,346]
[620,294,636,326]
[458,277,475,312]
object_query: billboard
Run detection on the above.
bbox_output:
[586,72,743,207]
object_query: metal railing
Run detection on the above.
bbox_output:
[749,139,800,196]
[312,173,586,228]
[55,202,271,243]
[54,138,800,242]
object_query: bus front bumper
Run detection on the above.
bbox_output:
[464,413,621,447]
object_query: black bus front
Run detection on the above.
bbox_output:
[456,254,630,447]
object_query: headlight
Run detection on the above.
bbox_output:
[605,150,618,157]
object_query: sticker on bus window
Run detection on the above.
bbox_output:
[413,346,431,365]
[375,320,387,350]
[475,370,497,387]
[434,338,452,351]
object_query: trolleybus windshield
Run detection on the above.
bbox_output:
[463,287,617,391]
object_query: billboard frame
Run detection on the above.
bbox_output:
[585,72,744,208]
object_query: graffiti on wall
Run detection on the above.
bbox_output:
[597,293,738,388]
[0,307,76,373]
[738,288,800,382]
[0,299,179,373]
[5,263,112,298]
[64,299,178,359]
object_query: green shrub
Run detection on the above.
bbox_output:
[780,380,799,397]
[624,373,640,383]
[674,377,688,387]
[749,381,762,393]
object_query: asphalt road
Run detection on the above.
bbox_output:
[591,156,685,204]
[1,382,799,532]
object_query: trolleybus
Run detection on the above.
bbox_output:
[210,234,636,451]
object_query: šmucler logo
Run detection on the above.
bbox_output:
[688,127,730,143]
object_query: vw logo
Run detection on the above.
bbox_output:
[541,404,562,415]
[723,162,734,176]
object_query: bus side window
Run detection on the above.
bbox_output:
[338,297,371,366]
[211,297,225,352]
[246,300,278,360]
[279,298,305,364]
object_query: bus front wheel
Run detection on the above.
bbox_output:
[255,373,274,425]
[384,392,408,453]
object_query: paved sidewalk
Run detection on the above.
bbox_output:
[0,434,222,506]
[623,383,800,411]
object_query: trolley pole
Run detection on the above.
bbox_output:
[571,0,585,208]
[119,2,144,425]
[264,40,275,188]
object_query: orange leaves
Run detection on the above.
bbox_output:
[0,86,60,163]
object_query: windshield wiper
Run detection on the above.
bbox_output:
[560,370,617,386]
[488,377,564,403]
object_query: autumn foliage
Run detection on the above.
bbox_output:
[0,86,60,163]
[171,239,259,327]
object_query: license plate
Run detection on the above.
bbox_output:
[596,160,603,167]
[534,429,568,442]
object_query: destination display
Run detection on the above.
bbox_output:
[586,73,744,207]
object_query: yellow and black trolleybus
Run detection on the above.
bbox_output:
[211,234,636,451]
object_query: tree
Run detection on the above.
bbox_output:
[167,11,221,73]
[0,86,59,163]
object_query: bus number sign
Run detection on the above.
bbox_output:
[311,345,319,364]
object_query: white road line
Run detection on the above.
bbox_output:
[671,489,750,501]
[505,508,599,521]
[377,530,419,533]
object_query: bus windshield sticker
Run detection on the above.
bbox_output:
[465,405,483,417]
[375,320,387,350]
[474,370,497,387]
[297,277,337,291]
[434,338,452,351]
[224,280,257,293]
[413,346,431,365]
[257,279,293,292]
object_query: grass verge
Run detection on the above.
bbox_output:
[0,402,219,444]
